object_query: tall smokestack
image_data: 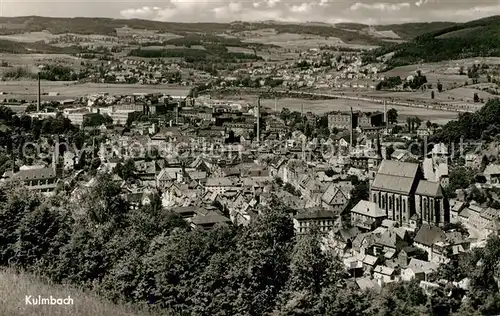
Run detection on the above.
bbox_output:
[256,96,261,143]
[37,73,41,112]
[274,97,277,113]
[384,100,387,126]
[350,106,353,149]
[175,104,179,125]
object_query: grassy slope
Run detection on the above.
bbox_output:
[0,268,156,316]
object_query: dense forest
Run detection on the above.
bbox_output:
[363,16,500,69]
[128,47,263,64]
[1,175,500,315]
[432,98,500,143]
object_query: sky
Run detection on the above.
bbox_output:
[1,0,499,25]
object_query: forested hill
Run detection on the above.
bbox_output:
[0,16,471,46]
[363,15,500,69]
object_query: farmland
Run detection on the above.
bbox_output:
[0,81,191,101]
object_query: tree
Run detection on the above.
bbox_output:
[387,108,398,124]
[474,93,480,103]
[279,227,344,314]
[414,116,422,130]
[437,81,443,92]
[386,146,395,160]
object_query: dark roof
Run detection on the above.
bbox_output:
[191,211,231,226]
[295,207,337,220]
[10,166,56,181]
[416,180,443,197]
[172,206,209,217]
[377,160,419,178]
[338,227,360,242]
[414,223,445,247]
[371,160,419,194]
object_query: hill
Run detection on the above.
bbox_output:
[364,16,500,69]
[0,16,497,53]
[0,39,79,54]
[0,268,157,316]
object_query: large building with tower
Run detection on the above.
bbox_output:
[370,160,450,227]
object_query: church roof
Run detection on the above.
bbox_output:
[416,180,443,197]
[371,160,419,195]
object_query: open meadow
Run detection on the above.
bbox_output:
[0,268,157,316]
[0,81,191,101]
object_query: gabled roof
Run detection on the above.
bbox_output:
[408,258,438,275]
[351,200,386,218]
[374,265,395,276]
[157,168,182,181]
[191,211,231,226]
[9,166,56,181]
[377,160,419,178]
[371,174,415,195]
[414,223,445,247]
[416,180,443,197]
[206,177,234,187]
[484,164,500,176]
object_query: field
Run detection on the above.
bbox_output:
[0,81,191,101]
[0,268,155,316]
[0,32,58,43]
[246,96,459,124]
[240,30,378,50]
[0,54,82,76]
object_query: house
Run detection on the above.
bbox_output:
[321,183,351,212]
[323,227,360,256]
[172,206,209,220]
[398,246,428,267]
[2,165,58,194]
[373,265,398,284]
[190,210,232,230]
[417,126,430,137]
[391,149,409,161]
[293,207,338,234]
[350,200,387,231]
[401,258,438,282]
[355,277,382,292]
[412,223,466,264]
[205,177,237,194]
[373,228,408,258]
[484,163,500,185]
[449,199,466,224]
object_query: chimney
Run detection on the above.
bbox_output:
[274,97,278,113]
[256,96,261,143]
[37,73,41,112]
[350,106,353,149]
[175,104,179,125]
[384,100,387,126]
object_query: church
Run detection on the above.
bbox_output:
[370,160,449,227]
